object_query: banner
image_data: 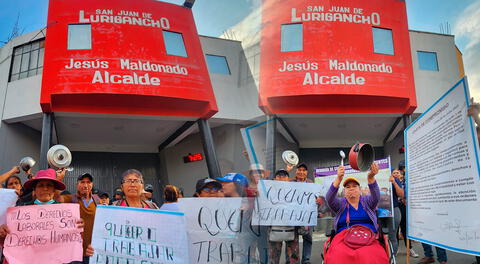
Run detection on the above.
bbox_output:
[178,198,268,264]
[252,180,322,226]
[0,189,17,225]
[314,157,394,217]
[3,203,83,264]
[405,78,480,255]
[90,205,190,264]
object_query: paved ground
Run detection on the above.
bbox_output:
[278,232,479,264]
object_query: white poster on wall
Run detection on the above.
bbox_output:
[405,78,480,255]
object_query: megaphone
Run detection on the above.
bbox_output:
[47,145,72,170]
[349,143,375,171]
[19,157,36,172]
[282,150,299,166]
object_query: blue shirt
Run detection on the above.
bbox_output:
[337,202,377,233]
[392,178,403,208]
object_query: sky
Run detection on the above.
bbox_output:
[1,0,479,99]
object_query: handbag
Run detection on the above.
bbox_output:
[269,226,295,242]
[342,204,376,249]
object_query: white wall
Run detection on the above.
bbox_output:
[200,36,263,122]
[0,30,44,123]
[410,31,462,113]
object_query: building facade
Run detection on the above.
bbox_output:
[0,0,465,201]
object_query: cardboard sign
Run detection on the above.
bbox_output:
[252,180,322,226]
[178,198,268,264]
[3,203,83,264]
[90,205,190,264]
[0,189,17,225]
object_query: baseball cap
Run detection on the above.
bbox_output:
[275,169,289,177]
[343,177,361,187]
[215,173,249,187]
[297,163,308,170]
[195,178,222,193]
[144,184,153,193]
[100,192,110,198]
[77,173,93,182]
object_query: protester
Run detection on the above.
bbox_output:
[418,244,447,264]
[324,163,388,264]
[397,168,419,258]
[215,173,248,197]
[63,173,100,264]
[159,184,181,211]
[0,166,21,187]
[0,169,94,262]
[112,188,123,202]
[287,162,313,264]
[113,169,159,209]
[387,169,404,255]
[268,169,300,264]
[245,163,267,197]
[99,192,110,205]
[143,184,158,204]
[194,178,224,197]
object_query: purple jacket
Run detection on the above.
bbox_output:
[326,181,380,233]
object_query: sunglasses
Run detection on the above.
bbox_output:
[202,187,220,192]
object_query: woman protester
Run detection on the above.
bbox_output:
[113,169,159,209]
[159,184,181,211]
[324,163,388,264]
[0,169,94,263]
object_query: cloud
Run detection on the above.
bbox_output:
[454,1,480,100]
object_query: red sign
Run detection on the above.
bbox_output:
[259,0,416,114]
[183,153,203,163]
[41,0,217,118]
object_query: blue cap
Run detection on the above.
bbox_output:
[215,173,249,187]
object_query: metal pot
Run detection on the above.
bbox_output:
[47,144,72,170]
[19,157,36,172]
[349,143,375,171]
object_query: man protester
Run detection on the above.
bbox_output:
[286,162,313,264]
[144,184,158,204]
[64,173,100,264]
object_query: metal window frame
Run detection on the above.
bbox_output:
[8,38,45,82]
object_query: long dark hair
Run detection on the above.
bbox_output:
[5,175,24,195]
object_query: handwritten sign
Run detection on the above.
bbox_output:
[315,158,394,217]
[3,203,83,264]
[178,198,268,264]
[252,180,322,226]
[405,78,480,255]
[90,205,190,264]
[0,189,17,225]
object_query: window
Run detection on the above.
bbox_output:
[281,23,302,52]
[68,24,92,50]
[417,51,439,71]
[163,31,187,57]
[205,55,231,75]
[372,27,394,55]
[9,39,45,82]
